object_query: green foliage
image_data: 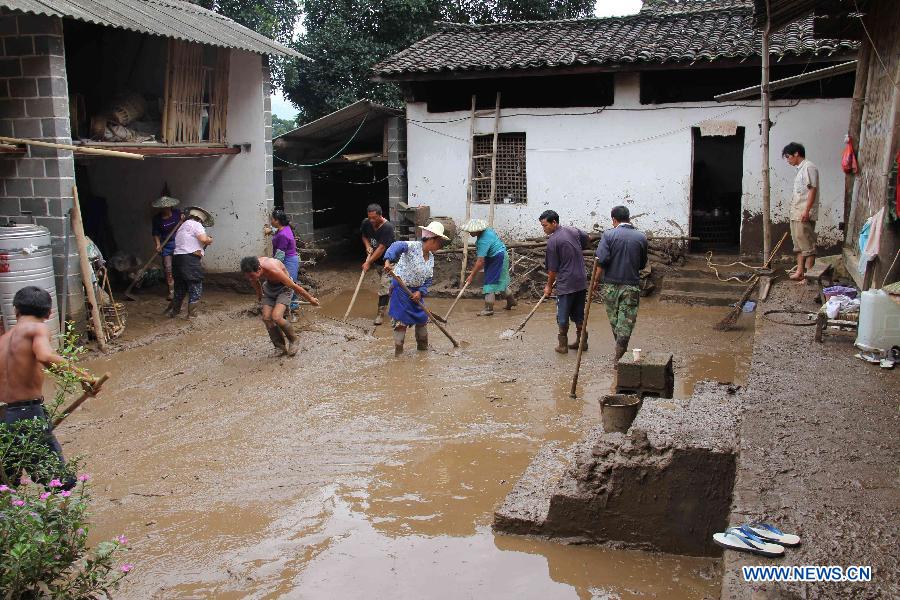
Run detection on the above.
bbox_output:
[272,114,300,137]
[0,480,131,599]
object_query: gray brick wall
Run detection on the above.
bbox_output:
[0,9,83,324]
[386,116,407,223]
[282,166,313,242]
[262,57,275,215]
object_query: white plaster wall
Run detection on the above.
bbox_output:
[406,73,851,250]
[84,49,269,272]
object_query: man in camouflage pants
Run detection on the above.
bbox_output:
[591,206,648,366]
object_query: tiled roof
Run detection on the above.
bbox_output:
[374,1,856,79]
[1,0,305,58]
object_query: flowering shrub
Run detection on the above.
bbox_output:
[0,477,131,598]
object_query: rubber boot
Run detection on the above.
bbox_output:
[613,336,629,369]
[374,305,386,326]
[555,324,569,354]
[166,282,175,301]
[266,324,286,354]
[415,324,428,351]
[478,293,495,316]
[569,323,588,351]
[393,326,406,356]
[504,291,518,310]
[280,322,299,356]
[186,302,198,320]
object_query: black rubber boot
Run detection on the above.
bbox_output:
[415,324,428,351]
[555,324,569,354]
[478,293,495,316]
[186,302,198,320]
[504,291,518,310]
[266,324,286,354]
[569,323,587,351]
[613,336,629,368]
[374,305,386,325]
[393,326,406,356]
[280,322,299,356]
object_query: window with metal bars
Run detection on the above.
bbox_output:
[473,133,527,204]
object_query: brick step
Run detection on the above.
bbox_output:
[662,275,748,294]
[659,288,749,306]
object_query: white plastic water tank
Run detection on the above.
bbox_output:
[854,289,900,353]
[0,224,60,338]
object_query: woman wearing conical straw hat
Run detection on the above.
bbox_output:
[166,207,213,320]
[382,221,449,355]
[150,195,181,301]
[460,219,517,316]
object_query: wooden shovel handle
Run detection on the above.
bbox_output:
[52,373,110,428]
[386,269,459,347]
[125,217,185,297]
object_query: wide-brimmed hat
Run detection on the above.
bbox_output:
[185,206,214,227]
[151,195,180,208]
[419,221,449,240]
[460,218,488,233]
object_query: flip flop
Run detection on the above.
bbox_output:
[713,527,785,557]
[742,522,801,547]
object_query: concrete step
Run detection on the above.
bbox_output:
[662,275,749,294]
[659,288,750,306]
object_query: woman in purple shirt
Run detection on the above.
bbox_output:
[267,210,299,309]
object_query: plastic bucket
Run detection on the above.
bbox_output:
[600,394,643,433]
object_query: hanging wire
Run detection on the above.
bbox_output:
[274,112,370,168]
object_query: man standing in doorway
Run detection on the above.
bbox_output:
[240,256,320,356]
[590,206,648,366]
[782,142,819,281]
[360,203,395,325]
[540,210,590,354]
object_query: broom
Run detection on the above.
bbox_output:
[715,231,788,331]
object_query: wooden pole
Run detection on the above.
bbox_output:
[460,95,476,286]
[443,277,472,321]
[488,92,501,226]
[343,268,367,322]
[71,186,107,351]
[570,258,599,398]
[760,4,773,261]
[844,39,871,228]
[386,269,459,347]
[123,217,184,300]
[52,373,110,428]
[0,136,143,160]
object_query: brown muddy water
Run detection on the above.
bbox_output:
[60,282,754,599]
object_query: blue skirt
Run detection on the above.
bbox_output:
[388,281,428,325]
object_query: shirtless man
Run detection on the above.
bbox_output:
[0,286,95,487]
[240,256,320,356]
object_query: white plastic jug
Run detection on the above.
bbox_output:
[855,289,900,353]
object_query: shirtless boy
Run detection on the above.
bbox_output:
[0,286,94,486]
[240,256,320,356]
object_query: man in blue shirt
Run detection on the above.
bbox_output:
[591,206,648,366]
[540,210,590,354]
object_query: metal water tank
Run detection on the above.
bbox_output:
[0,224,60,338]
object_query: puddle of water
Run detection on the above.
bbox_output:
[71,286,751,599]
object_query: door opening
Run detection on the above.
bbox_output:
[690,128,744,253]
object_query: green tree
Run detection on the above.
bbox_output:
[272,114,299,137]
[286,0,596,123]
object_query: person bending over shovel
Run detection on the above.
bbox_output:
[240,256,320,356]
[0,286,100,488]
[382,221,449,356]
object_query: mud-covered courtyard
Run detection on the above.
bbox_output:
[58,270,755,599]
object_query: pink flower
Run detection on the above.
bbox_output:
[76,528,86,536]
[19,475,31,485]
[40,492,51,500]
[77,474,90,482]
[0,485,10,492]
[48,479,62,488]
[60,490,71,498]
[116,535,128,545]
[11,499,25,507]
[120,563,133,573]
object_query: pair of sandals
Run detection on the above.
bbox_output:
[713,522,801,557]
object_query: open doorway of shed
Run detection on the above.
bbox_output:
[690,128,744,253]
[311,162,388,256]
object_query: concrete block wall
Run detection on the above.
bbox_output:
[281,166,313,242]
[262,57,275,218]
[386,116,407,223]
[0,9,83,324]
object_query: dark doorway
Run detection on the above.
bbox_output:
[690,128,744,253]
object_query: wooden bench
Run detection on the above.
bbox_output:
[804,260,834,303]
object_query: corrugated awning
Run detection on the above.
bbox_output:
[0,0,307,58]
[714,59,856,100]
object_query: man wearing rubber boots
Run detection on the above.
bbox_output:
[360,203,395,325]
[540,210,590,354]
[590,206,647,367]
[240,256,320,356]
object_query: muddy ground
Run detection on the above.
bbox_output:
[723,283,899,599]
[57,267,756,599]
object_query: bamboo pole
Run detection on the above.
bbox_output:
[570,258,600,398]
[460,95,476,286]
[844,39,870,228]
[0,136,143,160]
[71,186,107,351]
[760,2,773,260]
[488,92,501,226]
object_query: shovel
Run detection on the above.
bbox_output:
[52,373,110,428]
[124,217,184,301]
[501,292,548,340]
[343,268,368,322]
[443,278,472,321]
[386,268,459,348]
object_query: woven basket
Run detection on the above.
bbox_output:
[109,93,146,126]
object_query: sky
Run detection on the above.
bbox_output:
[270,0,644,119]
